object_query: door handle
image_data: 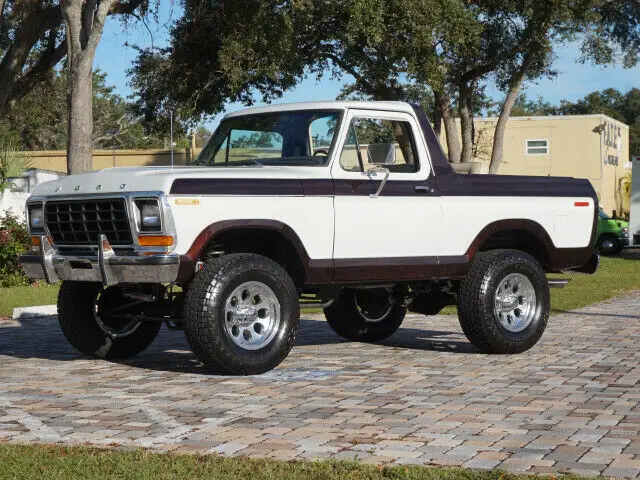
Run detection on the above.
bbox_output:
[414,185,433,194]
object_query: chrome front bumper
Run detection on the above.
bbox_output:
[20,235,180,286]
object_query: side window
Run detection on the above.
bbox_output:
[339,117,419,173]
[214,129,284,164]
[309,115,337,155]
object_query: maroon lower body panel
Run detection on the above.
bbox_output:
[326,255,469,284]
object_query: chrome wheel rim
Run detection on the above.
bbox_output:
[493,273,537,333]
[224,281,281,350]
[354,290,393,323]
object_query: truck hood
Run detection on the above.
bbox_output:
[30,165,322,197]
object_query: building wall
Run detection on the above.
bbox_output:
[0,191,29,222]
[22,149,199,173]
[440,115,630,216]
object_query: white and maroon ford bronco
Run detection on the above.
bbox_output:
[21,101,599,374]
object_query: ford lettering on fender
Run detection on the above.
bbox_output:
[21,101,599,374]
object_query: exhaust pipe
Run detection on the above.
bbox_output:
[548,278,570,289]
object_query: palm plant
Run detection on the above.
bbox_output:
[0,141,32,192]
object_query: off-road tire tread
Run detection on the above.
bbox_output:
[458,249,549,354]
[57,281,161,359]
[183,253,299,375]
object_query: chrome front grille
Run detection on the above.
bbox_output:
[45,199,133,246]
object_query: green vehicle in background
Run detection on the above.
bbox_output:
[596,208,630,255]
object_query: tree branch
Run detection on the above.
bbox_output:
[85,0,119,56]
[62,1,84,58]
[109,0,146,16]
[81,0,98,48]
[10,42,67,106]
[0,3,64,112]
[324,52,374,93]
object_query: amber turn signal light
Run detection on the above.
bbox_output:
[31,236,41,247]
[138,235,174,247]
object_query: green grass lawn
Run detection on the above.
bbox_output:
[0,256,638,318]
[548,254,640,313]
[0,283,60,317]
[0,444,589,480]
[435,255,639,315]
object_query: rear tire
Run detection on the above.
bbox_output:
[457,250,549,354]
[183,254,299,375]
[57,282,161,359]
[324,288,406,342]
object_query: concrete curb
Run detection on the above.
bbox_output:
[12,305,57,319]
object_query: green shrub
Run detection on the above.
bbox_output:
[0,212,32,287]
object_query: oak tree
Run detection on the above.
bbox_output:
[0,0,66,116]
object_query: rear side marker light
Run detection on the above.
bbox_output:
[574,202,590,207]
[138,235,174,247]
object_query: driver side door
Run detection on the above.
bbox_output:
[330,108,442,283]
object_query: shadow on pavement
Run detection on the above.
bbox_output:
[0,316,477,376]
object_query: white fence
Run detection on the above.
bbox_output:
[0,191,29,223]
[0,169,66,224]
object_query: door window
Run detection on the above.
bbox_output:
[339,118,419,173]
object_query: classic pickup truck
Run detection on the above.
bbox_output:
[20,101,599,374]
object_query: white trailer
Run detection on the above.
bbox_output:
[630,156,640,247]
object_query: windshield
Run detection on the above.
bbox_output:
[598,208,610,220]
[194,110,342,167]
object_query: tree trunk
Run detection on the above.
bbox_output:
[63,0,116,174]
[434,90,461,163]
[458,81,474,164]
[432,96,442,137]
[489,57,532,175]
[66,56,94,173]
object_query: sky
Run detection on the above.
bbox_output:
[95,5,640,131]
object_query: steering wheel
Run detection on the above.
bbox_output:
[313,148,330,157]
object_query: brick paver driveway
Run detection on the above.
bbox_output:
[1,293,640,477]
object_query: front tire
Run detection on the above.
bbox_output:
[183,254,299,375]
[57,282,161,359]
[324,288,406,342]
[457,250,549,354]
[597,236,620,256]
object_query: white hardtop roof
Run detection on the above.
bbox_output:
[224,101,415,119]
